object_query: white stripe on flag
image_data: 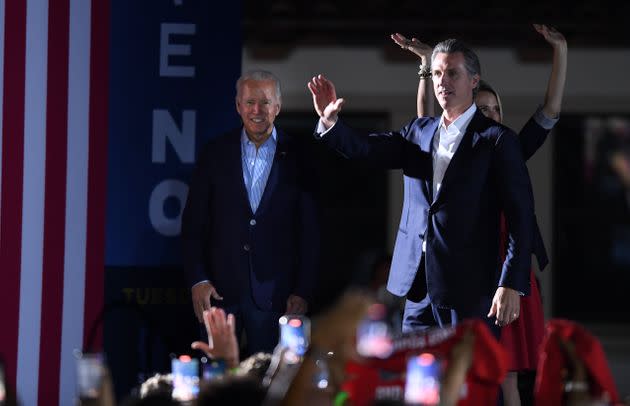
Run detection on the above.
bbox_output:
[58,0,91,403]
[16,1,49,405]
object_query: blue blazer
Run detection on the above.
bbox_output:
[320,111,534,309]
[181,128,319,312]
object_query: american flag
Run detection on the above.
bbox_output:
[0,0,108,405]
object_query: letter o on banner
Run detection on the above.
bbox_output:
[149,179,188,236]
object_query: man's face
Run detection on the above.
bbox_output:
[431,52,479,114]
[236,79,281,144]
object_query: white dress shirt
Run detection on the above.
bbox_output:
[432,103,477,199]
[422,103,477,253]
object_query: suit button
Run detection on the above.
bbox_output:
[249,219,256,226]
[243,244,250,251]
[428,207,435,215]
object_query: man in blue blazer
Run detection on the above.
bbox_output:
[308,39,534,337]
[182,70,319,355]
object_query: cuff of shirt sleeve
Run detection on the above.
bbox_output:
[192,279,210,288]
[315,118,337,137]
[533,105,559,130]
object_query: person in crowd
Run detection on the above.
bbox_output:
[535,319,622,406]
[181,70,319,356]
[308,38,535,339]
[392,24,568,406]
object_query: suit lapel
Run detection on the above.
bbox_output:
[230,128,254,215]
[420,119,439,202]
[255,129,286,215]
[433,111,484,205]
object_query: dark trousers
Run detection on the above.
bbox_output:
[222,291,282,357]
[402,257,501,339]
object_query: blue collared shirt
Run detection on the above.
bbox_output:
[241,128,277,213]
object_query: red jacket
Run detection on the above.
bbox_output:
[534,319,620,405]
[341,319,508,405]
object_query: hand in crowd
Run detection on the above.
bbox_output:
[191,281,223,323]
[440,329,476,406]
[488,286,521,326]
[191,307,239,369]
[390,33,433,63]
[286,294,308,315]
[281,289,374,406]
[307,74,345,129]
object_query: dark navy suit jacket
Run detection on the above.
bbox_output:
[320,110,534,310]
[519,115,553,270]
[181,128,319,312]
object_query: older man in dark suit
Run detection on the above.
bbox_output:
[182,70,319,355]
[308,39,534,337]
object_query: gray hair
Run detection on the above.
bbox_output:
[431,39,481,92]
[236,69,282,103]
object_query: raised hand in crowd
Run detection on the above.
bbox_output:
[439,329,476,406]
[191,307,239,369]
[286,294,308,315]
[280,289,375,405]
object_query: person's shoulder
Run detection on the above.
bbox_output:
[471,113,516,142]
[412,116,439,128]
[192,128,241,168]
[403,116,439,135]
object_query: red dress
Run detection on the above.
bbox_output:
[498,215,545,371]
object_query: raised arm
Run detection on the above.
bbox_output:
[391,33,435,117]
[534,24,567,118]
[307,74,432,177]
[519,24,568,160]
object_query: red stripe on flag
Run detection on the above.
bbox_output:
[83,0,110,351]
[37,0,70,402]
[0,0,27,391]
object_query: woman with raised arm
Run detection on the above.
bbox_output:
[392,24,568,406]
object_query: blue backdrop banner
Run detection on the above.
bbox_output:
[106,0,241,266]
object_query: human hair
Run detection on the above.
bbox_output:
[477,80,504,122]
[431,39,481,92]
[121,373,177,406]
[138,373,173,398]
[235,352,273,381]
[236,69,282,103]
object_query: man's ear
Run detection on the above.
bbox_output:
[471,74,480,89]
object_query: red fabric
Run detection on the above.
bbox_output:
[341,320,508,406]
[498,213,545,371]
[500,271,545,370]
[534,319,620,406]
